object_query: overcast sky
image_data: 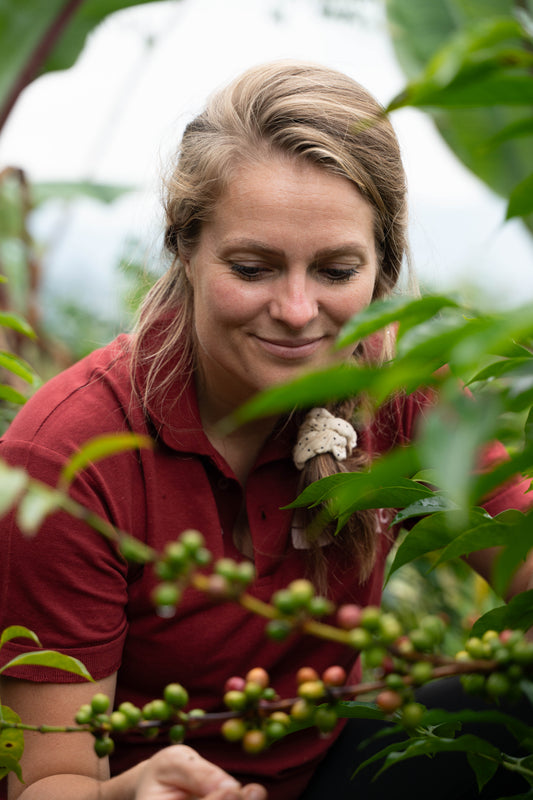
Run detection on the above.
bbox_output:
[1,0,532,319]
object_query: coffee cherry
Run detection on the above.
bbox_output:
[410,661,433,686]
[221,718,247,742]
[360,606,382,632]
[152,582,181,609]
[244,681,263,702]
[315,706,338,734]
[164,542,189,572]
[385,673,406,692]
[91,693,110,715]
[266,619,292,641]
[235,561,255,585]
[118,702,142,726]
[296,666,320,685]
[224,690,247,712]
[400,701,425,729]
[290,698,314,721]
[109,711,130,732]
[298,680,325,701]
[322,665,347,687]
[378,613,403,644]
[143,699,171,721]
[164,683,189,709]
[272,589,298,615]
[308,596,335,618]
[265,720,287,741]
[486,672,511,698]
[288,579,315,608]
[511,639,533,665]
[465,637,488,660]
[269,711,291,728]
[376,690,403,714]
[169,724,186,744]
[347,627,373,651]
[180,529,205,554]
[419,614,446,644]
[206,574,232,599]
[262,687,277,701]
[225,675,246,693]
[242,729,267,754]
[94,735,114,758]
[246,667,269,689]
[409,628,434,653]
[460,674,486,695]
[194,547,212,567]
[336,604,363,630]
[75,704,93,725]
[364,645,388,670]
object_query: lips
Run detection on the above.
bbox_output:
[253,335,327,360]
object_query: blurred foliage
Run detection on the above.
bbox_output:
[0,0,172,131]
[384,0,533,231]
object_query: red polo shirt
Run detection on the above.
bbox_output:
[0,334,530,798]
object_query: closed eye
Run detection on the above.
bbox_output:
[230,263,268,280]
[320,266,360,284]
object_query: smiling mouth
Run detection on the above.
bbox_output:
[254,335,327,360]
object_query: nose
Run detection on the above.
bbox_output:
[268,273,319,330]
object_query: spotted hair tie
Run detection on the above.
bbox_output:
[293,407,357,470]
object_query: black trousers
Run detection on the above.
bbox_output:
[301,678,532,799]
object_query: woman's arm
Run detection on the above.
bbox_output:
[0,675,266,800]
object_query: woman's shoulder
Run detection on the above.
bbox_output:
[1,334,138,452]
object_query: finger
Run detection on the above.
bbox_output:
[150,745,243,796]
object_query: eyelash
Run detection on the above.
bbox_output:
[230,263,360,283]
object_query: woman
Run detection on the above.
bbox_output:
[0,61,530,800]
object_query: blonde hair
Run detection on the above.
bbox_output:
[131,60,410,585]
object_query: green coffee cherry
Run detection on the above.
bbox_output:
[221,718,247,742]
[347,627,373,651]
[287,579,315,609]
[401,702,425,729]
[75,704,93,725]
[266,619,293,641]
[169,724,186,744]
[94,735,115,758]
[118,702,142,726]
[410,661,433,686]
[314,706,338,734]
[360,606,381,632]
[164,683,189,709]
[91,693,110,715]
[180,529,205,554]
[109,711,130,732]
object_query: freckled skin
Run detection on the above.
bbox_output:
[184,156,379,421]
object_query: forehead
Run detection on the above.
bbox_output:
[202,155,377,255]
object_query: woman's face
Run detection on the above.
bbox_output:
[184,156,379,418]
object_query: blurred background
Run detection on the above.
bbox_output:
[1,0,532,365]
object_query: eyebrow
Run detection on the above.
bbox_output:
[220,239,370,260]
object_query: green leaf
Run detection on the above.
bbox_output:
[0,650,93,681]
[393,495,458,524]
[467,751,500,792]
[0,461,27,516]
[0,311,34,339]
[0,351,38,385]
[336,700,385,720]
[375,733,502,776]
[472,590,533,635]
[507,173,533,220]
[335,295,459,349]
[0,0,168,131]
[59,432,153,489]
[0,385,27,405]
[16,484,62,536]
[385,0,533,233]
[386,508,490,578]
[0,626,41,650]
[0,706,24,783]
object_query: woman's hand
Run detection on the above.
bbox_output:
[134,745,267,800]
